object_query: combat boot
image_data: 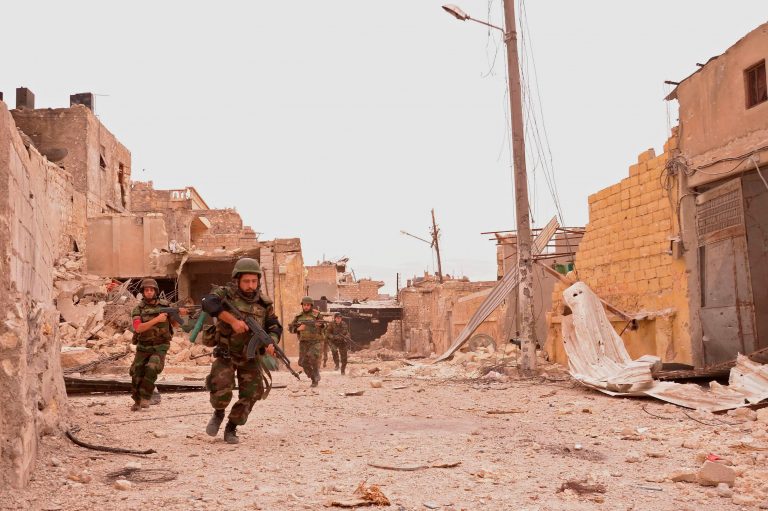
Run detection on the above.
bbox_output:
[130,401,141,412]
[334,363,340,371]
[340,364,346,375]
[139,399,150,409]
[150,389,162,405]
[206,409,225,437]
[224,422,239,444]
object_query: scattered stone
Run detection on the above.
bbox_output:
[114,479,132,491]
[697,461,736,487]
[625,451,641,463]
[732,494,757,506]
[153,430,168,438]
[669,470,698,483]
[728,408,757,421]
[124,461,142,470]
[50,457,62,467]
[682,439,701,449]
[424,502,440,509]
[370,379,383,389]
[716,483,733,498]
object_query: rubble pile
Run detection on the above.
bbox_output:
[53,252,212,370]
[662,407,768,506]
[54,253,134,369]
[382,343,565,381]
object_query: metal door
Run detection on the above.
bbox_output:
[696,178,757,365]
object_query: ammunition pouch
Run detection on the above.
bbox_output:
[212,345,230,359]
[201,324,218,348]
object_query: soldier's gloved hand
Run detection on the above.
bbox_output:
[265,344,275,356]
[232,320,248,334]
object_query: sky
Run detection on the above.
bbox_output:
[2,2,765,293]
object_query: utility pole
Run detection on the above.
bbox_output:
[501,0,535,375]
[430,208,444,283]
[441,3,536,374]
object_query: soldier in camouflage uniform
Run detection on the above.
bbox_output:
[129,279,186,411]
[325,313,350,375]
[205,258,280,445]
[289,297,325,387]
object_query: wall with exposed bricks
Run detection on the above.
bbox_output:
[545,133,691,366]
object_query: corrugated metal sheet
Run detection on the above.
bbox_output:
[562,282,768,411]
[435,216,559,362]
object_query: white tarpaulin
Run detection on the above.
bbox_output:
[562,282,768,412]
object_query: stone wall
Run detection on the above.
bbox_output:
[130,181,258,251]
[400,279,504,356]
[12,105,131,216]
[0,101,70,488]
[545,135,691,366]
[338,279,384,302]
[306,264,339,300]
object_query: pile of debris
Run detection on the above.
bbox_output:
[54,252,212,372]
[386,343,566,381]
[55,253,135,371]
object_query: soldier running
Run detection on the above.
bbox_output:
[325,312,350,375]
[204,258,280,444]
[289,297,325,387]
[129,279,186,411]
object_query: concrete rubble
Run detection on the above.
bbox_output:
[53,251,212,373]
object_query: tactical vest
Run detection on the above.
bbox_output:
[214,286,270,357]
[132,299,172,346]
[293,311,324,342]
[327,321,348,341]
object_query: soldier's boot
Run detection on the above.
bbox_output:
[139,399,150,409]
[130,401,141,412]
[150,389,162,405]
[206,409,225,437]
[224,422,239,444]
[340,364,346,375]
[310,369,319,387]
[334,362,340,371]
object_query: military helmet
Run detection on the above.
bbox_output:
[301,296,314,305]
[232,257,263,279]
[140,278,159,291]
[333,312,342,318]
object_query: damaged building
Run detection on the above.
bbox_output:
[85,182,307,357]
[546,22,768,373]
[0,87,309,488]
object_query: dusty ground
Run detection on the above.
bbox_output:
[5,356,768,511]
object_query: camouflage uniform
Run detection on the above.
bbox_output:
[205,284,278,426]
[325,320,350,373]
[289,310,324,384]
[129,299,172,404]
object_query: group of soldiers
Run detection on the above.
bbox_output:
[128,257,352,445]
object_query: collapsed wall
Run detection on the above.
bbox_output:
[0,102,72,488]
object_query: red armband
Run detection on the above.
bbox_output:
[133,318,142,331]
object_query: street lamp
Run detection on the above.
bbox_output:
[441,3,537,375]
[441,4,505,32]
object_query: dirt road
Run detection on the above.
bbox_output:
[5,359,766,510]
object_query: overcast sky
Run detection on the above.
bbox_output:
[2,2,765,293]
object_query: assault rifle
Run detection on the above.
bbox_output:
[201,294,300,380]
[157,305,201,331]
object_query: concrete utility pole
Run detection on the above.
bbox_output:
[430,209,444,283]
[501,0,536,375]
[442,2,536,374]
